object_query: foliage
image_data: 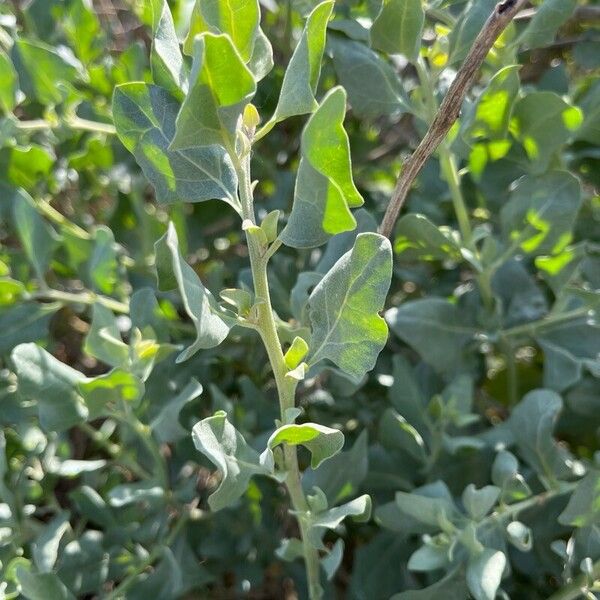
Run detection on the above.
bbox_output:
[0,0,599,598]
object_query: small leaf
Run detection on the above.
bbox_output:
[272,0,333,121]
[150,0,188,97]
[113,83,239,211]
[11,343,88,432]
[192,411,270,510]
[171,33,256,151]
[395,488,458,530]
[83,304,129,369]
[281,87,362,248]
[322,539,344,580]
[284,336,309,369]
[448,0,496,64]
[32,513,70,573]
[78,369,144,419]
[155,222,232,361]
[370,0,424,61]
[466,548,506,600]
[307,232,392,382]
[262,423,344,470]
[509,389,573,482]
[310,494,372,529]
[506,521,533,551]
[462,484,500,521]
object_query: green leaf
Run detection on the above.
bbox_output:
[329,35,409,119]
[15,564,75,600]
[112,83,239,211]
[262,423,344,470]
[506,521,533,551]
[11,343,88,432]
[10,186,58,280]
[88,225,119,294]
[150,378,203,443]
[379,408,427,463]
[284,336,309,369]
[12,39,85,105]
[281,87,362,248]
[0,48,18,112]
[449,0,496,64]
[171,33,255,151]
[462,484,500,521]
[192,411,270,510]
[150,0,187,97]
[466,549,506,600]
[395,488,458,530]
[0,302,59,355]
[510,92,583,173]
[307,232,392,381]
[559,470,600,528]
[155,222,232,361]
[185,0,259,62]
[509,389,573,482]
[272,0,333,122]
[500,171,582,256]
[83,304,129,368]
[78,368,144,419]
[391,570,469,599]
[394,214,462,261]
[520,0,577,48]
[0,145,55,190]
[370,0,424,61]
[386,298,476,374]
[576,80,600,144]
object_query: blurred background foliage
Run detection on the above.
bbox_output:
[0,0,599,598]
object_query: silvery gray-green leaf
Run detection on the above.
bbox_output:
[192,411,271,511]
[466,549,506,600]
[155,222,233,361]
[272,0,333,122]
[307,232,392,381]
[113,83,239,210]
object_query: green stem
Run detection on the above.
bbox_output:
[503,307,591,340]
[237,152,323,599]
[15,116,116,135]
[26,288,130,314]
[500,336,518,405]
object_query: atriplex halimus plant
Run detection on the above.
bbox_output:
[109,0,524,597]
[112,2,392,595]
[2,0,600,597]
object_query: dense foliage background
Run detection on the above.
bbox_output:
[0,0,599,598]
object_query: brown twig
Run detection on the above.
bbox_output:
[378,0,528,239]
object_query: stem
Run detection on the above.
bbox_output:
[500,336,518,405]
[503,307,591,340]
[237,152,323,599]
[26,288,130,314]
[15,116,116,135]
[415,58,495,311]
[379,0,528,238]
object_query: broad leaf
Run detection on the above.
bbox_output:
[171,33,255,151]
[262,423,344,470]
[500,171,582,256]
[394,214,462,262]
[155,222,232,361]
[509,389,573,482]
[32,513,70,573]
[310,494,372,530]
[0,302,59,355]
[192,411,270,510]
[448,0,496,64]
[329,36,409,119]
[281,87,362,248]
[150,0,187,97]
[15,563,75,600]
[520,0,577,48]
[386,298,476,374]
[462,485,500,521]
[11,343,88,432]
[510,92,582,173]
[272,0,333,121]
[113,83,239,210]
[307,232,392,381]
[559,470,600,528]
[370,0,424,61]
[0,48,17,112]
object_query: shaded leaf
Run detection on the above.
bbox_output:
[370,0,424,60]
